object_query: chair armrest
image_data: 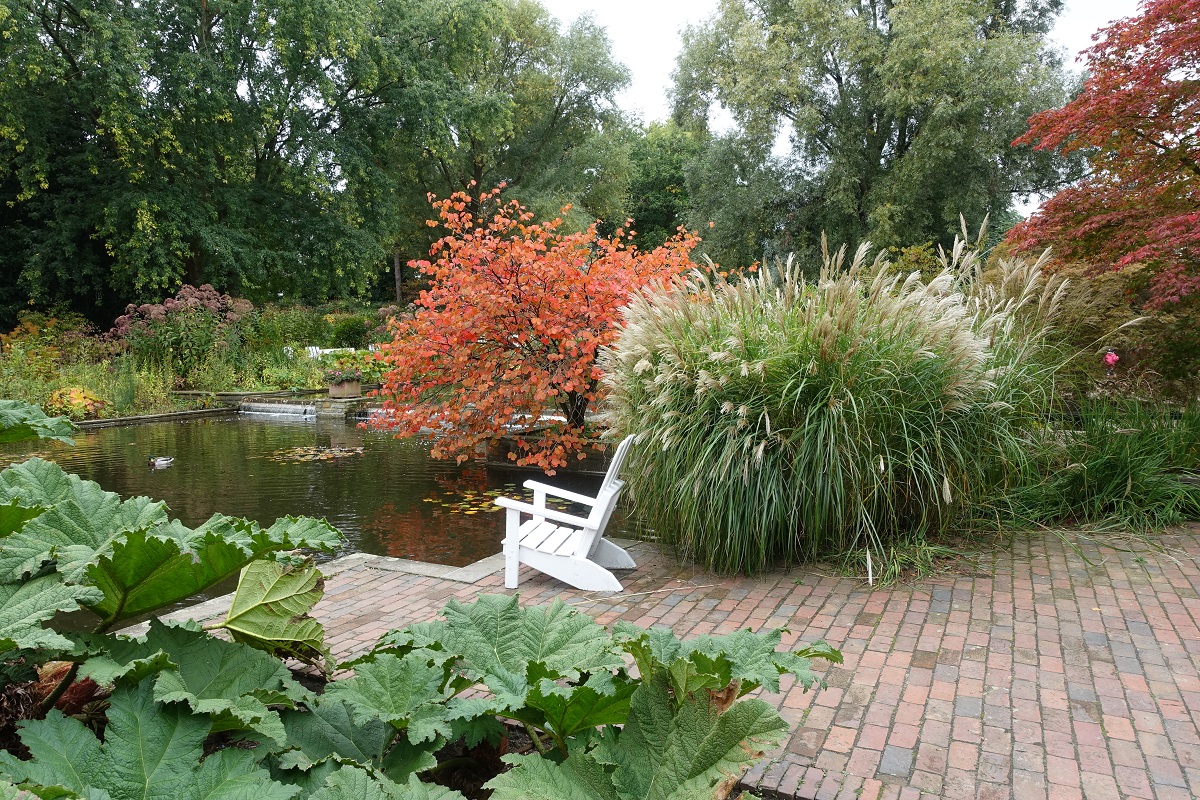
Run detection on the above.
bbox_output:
[494,497,592,528]
[522,480,598,506]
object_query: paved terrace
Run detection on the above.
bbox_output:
[170,527,1200,800]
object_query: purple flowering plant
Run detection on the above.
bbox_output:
[323,367,363,385]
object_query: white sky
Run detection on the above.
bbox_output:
[539,0,1144,124]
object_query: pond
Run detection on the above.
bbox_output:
[0,413,637,567]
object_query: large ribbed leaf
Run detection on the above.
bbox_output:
[0,402,74,445]
[614,623,841,703]
[219,560,328,672]
[438,596,624,682]
[487,742,617,800]
[275,699,439,784]
[0,683,296,800]
[489,673,788,800]
[322,654,450,744]
[0,459,78,508]
[0,576,102,652]
[0,460,341,627]
[306,768,465,800]
[77,621,306,746]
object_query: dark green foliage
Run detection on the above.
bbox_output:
[0,401,74,445]
[0,0,499,316]
[1003,401,1200,530]
[626,124,704,252]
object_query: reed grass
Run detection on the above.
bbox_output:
[1002,400,1200,531]
[599,237,1067,574]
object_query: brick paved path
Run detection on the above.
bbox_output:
[172,527,1200,800]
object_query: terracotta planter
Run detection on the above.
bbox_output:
[328,381,361,399]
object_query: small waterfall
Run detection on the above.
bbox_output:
[239,401,316,418]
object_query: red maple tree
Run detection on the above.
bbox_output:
[1005,0,1200,307]
[374,187,699,471]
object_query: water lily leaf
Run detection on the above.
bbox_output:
[0,682,295,800]
[0,576,102,653]
[219,560,329,672]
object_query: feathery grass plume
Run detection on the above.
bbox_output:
[599,237,1064,574]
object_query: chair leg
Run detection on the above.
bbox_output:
[591,538,636,569]
[504,509,520,589]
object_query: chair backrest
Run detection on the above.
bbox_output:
[575,479,626,558]
[599,435,635,493]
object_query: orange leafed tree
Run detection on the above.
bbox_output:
[375,188,700,471]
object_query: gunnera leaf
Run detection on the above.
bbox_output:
[219,560,329,673]
[0,458,342,627]
[437,595,624,683]
[0,682,295,800]
[307,767,466,800]
[486,740,618,800]
[0,576,102,653]
[614,622,841,700]
[0,402,75,445]
[277,698,398,765]
[603,672,788,800]
[143,620,306,745]
[321,654,450,744]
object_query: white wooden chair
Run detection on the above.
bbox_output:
[495,435,637,592]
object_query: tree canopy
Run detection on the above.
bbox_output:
[672,0,1078,266]
[1005,0,1200,308]
[0,0,641,323]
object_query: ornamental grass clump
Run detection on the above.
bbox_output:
[600,237,1066,574]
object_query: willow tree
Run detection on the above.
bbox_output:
[672,0,1079,265]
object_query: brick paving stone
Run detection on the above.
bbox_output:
[165,525,1200,799]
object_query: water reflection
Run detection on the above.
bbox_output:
[0,415,622,567]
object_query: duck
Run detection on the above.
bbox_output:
[147,456,174,468]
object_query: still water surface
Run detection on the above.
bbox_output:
[0,414,623,567]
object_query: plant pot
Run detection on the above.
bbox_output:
[328,381,361,399]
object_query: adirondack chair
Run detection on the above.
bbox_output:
[495,435,636,592]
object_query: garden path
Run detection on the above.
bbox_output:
[169,526,1200,800]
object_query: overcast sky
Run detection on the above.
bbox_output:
[538,0,1144,124]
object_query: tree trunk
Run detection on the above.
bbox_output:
[393,248,403,304]
[561,392,589,430]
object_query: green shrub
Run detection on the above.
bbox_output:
[245,305,332,351]
[600,239,1065,573]
[328,313,373,348]
[111,284,254,388]
[1003,400,1200,530]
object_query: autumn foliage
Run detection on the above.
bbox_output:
[375,188,699,471]
[1005,0,1200,308]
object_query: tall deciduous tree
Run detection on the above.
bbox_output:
[399,0,633,241]
[376,188,699,471]
[672,0,1077,266]
[0,0,493,320]
[1006,0,1200,308]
